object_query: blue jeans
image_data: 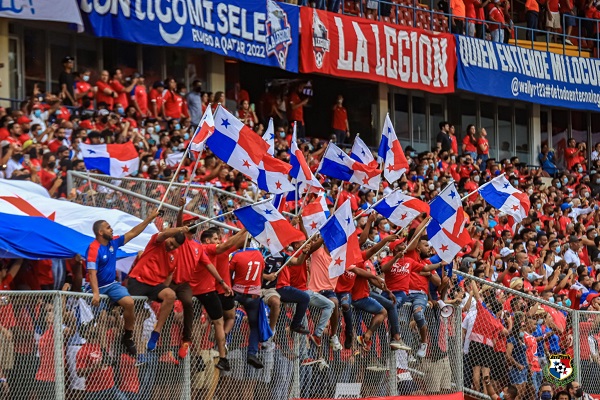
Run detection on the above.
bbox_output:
[337,292,353,338]
[277,286,310,329]
[491,29,504,43]
[407,292,428,329]
[234,293,260,356]
[329,0,341,12]
[306,290,334,337]
[525,11,538,39]
[372,292,400,337]
[352,296,384,314]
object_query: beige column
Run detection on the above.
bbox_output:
[0,19,11,105]
[206,53,225,93]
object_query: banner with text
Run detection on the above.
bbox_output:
[0,0,83,31]
[300,8,456,93]
[456,35,600,111]
[79,0,299,72]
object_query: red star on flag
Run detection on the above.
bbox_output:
[400,213,408,220]
[362,177,370,185]
[310,221,318,230]
[334,257,343,266]
[275,181,282,189]
[121,165,129,173]
[242,160,251,168]
[511,205,519,211]
[387,164,395,172]
[266,238,271,245]
[440,244,449,252]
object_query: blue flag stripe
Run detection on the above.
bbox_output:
[320,157,354,182]
[233,206,267,238]
[429,196,457,225]
[206,129,237,162]
[321,217,347,252]
[479,184,511,209]
[82,157,110,175]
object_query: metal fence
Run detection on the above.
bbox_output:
[0,290,464,400]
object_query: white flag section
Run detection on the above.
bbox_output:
[1,0,84,31]
[165,151,185,167]
[0,180,157,261]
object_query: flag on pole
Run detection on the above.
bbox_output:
[257,154,295,194]
[427,220,471,263]
[206,107,269,181]
[263,118,275,156]
[290,124,323,192]
[80,142,139,177]
[478,175,530,224]
[234,202,305,254]
[318,143,381,190]
[320,200,362,278]
[373,191,430,229]
[378,114,409,184]
[302,192,330,234]
[165,151,185,167]
[190,106,215,153]
[350,135,377,168]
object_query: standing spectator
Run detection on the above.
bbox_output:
[236,100,258,129]
[74,69,95,109]
[130,73,148,118]
[95,70,116,110]
[506,313,529,398]
[565,139,585,171]
[186,80,203,126]
[110,69,137,113]
[436,121,452,153]
[332,95,349,145]
[539,143,558,175]
[525,0,540,39]
[58,56,76,106]
[162,78,185,120]
[465,0,478,36]
[477,128,490,168]
[463,125,478,159]
[488,0,507,42]
[288,83,309,138]
[149,81,165,120]
[546,0,562,42]
[449,124,458,155]
[451,0,466,33]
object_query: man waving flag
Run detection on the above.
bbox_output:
[378,114,409,184]
[478,175,530,224]
[318,143,381,190]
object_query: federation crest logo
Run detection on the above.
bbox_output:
[109,246,114,254]
[266,0,293,69]
[311,9,330,69]
[544,354,575,385]
[169,254,175,263]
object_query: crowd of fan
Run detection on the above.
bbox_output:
[1,57,600,400]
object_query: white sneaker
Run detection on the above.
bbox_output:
[565,39,574,45]
[416,342,428,358]
[330,335,343,351]
[390,339,411,351]
[262,340,276,351]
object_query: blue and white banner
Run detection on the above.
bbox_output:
[79,0,299,72]
[456,35,600,112]
[1,0,83,31]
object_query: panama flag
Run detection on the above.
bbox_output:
[320,200,362,278]
[350,135,378,168]
[319,143,381,190]
[373,190,430,229]
[427,183,471,263]
[478,175,530,224]
[190,105,215,153]
[378,114,409,184]
[234,201,305,254]
[206,107,269,181]
[257,154,295,194]
[290,124,323,193]
[80,142,139,178]
[262,118,275,156]
[302,192,330,234]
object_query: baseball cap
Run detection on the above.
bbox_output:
[561,203,572,211]
[500,247,514,257]
[62,56,74,63]
[527,272,544,282]
[17,116,31,125]
[182,214,199,223]
[389,239,404,252]
[79,120,93,130]
[509,278,524,289]
[22,139,34,151]
[569,235,580,243]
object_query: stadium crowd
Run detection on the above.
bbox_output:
[1,56,600,400]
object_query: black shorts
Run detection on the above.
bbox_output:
[127,278,168,302]
[195,291,224,320]
[218,293,236,311]
[469,341,494,368]
[491,351,509,381]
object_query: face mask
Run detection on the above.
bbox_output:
[548,297,555,303]
[537,318,544,325]
[278,131,286,138]
[184,133,190,140]
[556,182,561,189]
[557,301,563,306]
[505,238,511,244]
[373,234,381,243]
[519,331,525,338]
[175,124,181,130]
[575,388,584,398]
[227,199,234,207]
[536,203,542,209]
[380,251,387,259]
[541,392,552,400]
[428,184,435,191]
[383,223,390,232]
[565,299,572,307]
[423,165,429,173]
[585,192,590,198]
[410,151,417,157]
[117,107,124,114]
[138,141,144,148]
[596,179,600,185]
[578,167,584,173]
[474,175,480,183]
[513,180,519,186]
[223,228,230,236]
[146,127,154,134]
[555,247,561,254]
[563,177,569,184]
[34,109,41,118]
[371,197,377,204]
[499,392,505,400]
[535,225,541,232]
[433,175,438,182]
[527,189,534,195]
[47,161,56,169]
[83,75,90,82]
[178,175,184,182]
[141,165,148,173]
[451,156,456,162]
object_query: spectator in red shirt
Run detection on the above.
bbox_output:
[163,78,185,120]
[565,139,585,171]
[332,95,349,144]
[236,100,258,129]
[130,73,148,118]
[288,83,309,138]
[462,124,478,159]
[127,227,187,351]
[110,69,137,113]
[95,70,116,110]
[545,0,562,41]
[488,0,507,42]
[148,80,165,120]
[477,127,490,168]
[74,69,95,109]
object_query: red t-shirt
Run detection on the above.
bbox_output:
[229,249,264,295]
[288,92,304,123]
[75,81,94,108]
[110,80,129,109]
[36,327,56,382]
[547,0,560,12]
[383,256,415,294]
[488,5,506,30]
[132,85,148,116]
[129,234,178,286]
[332,106,348,131]
[173,239,215,295]
[352,255,375,301]
[288,262,308,291]
[96,81,114,109]
[148,88,164,118]
[335,268,356,293]
[204,243,235,295]
[406,249,431,294]
[477,137,490,155]
[76,343,115,392]
[118,354,139,393]
[163,90,184,119]
[462,135,478,152]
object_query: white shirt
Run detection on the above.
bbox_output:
[564,248,582,266]
[5,158,23,178]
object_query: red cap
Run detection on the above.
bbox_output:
[80,120,93,130]
[389,239,403,252]
[17,116,31,124]
[182,214,199,223]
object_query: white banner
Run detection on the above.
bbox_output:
[0,0,83,31]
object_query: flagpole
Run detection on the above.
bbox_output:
[460,172,505,201]
[86,170,96,207]
[181,153,202,200]
[243,188,262,251]
[353,188,397,221]
[187,197,274,231]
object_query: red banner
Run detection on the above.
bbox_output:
[300,8,456,93]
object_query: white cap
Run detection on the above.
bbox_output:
[500,247,515,257]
